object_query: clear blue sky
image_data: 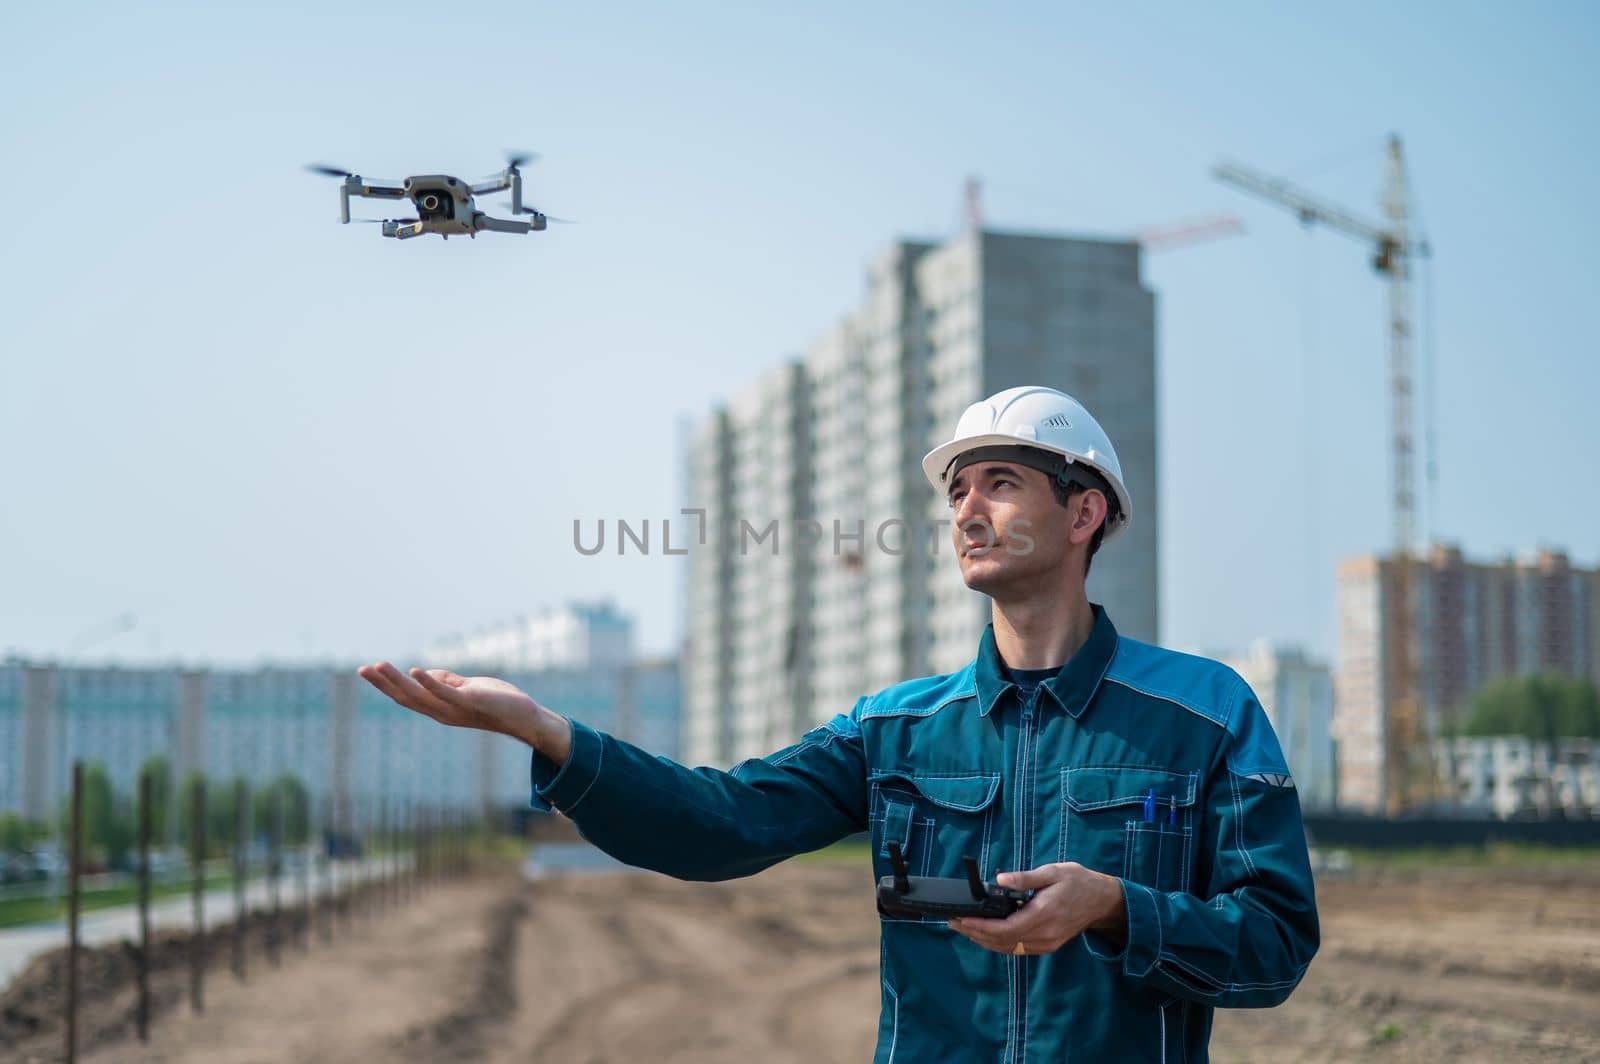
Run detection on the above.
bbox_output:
[2,2,1595,671]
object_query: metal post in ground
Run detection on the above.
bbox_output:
[319,796,334,944]
[232,779,248,982]
[435,802,444,884]
[418,807,427,888]
[65,760,83,1064]
[354,795,367,921]
[453,810,462,876]
[351,795,365,922]
[268,787,282,968]
[344,795,356,922]
[422,807,433,887]
[378,797,389,913]
[137,769,152,1043]
[191,778,206,1014]
[299,785,312,950]
[410,802,419,898]
[448,809,457,876]
[406,801,416,902]
[391,797,401,905]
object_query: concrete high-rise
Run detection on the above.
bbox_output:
[1333,544,1600,812]
[685,228,1158,766]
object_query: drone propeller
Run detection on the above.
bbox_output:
[515,205,575,223]
[306,163,356,178]
[505,151,540,171]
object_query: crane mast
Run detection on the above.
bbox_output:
[1214,135,1428,814]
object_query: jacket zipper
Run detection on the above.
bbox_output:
[1014,688,1039,1063]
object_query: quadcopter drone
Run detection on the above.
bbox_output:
[305,153,564,240]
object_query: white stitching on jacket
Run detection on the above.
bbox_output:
[563,740,605,813]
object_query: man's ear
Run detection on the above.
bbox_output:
[1068,490,1107,544]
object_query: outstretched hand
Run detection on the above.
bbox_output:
[356,662,553,750]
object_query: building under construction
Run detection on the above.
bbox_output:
[1333,545,1600,813]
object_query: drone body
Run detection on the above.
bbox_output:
[308,154,556,240]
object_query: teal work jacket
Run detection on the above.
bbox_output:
[531,605,1320,1062]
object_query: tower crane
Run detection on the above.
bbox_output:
[1213,135,1431,815]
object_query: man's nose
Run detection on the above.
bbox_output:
[954,489,990,533]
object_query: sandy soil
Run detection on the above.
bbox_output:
[4,858,1597,1062]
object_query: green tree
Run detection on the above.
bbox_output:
[137,754,172,843]
[280,775,311,845]
[0,812,47,854]
[1556,678,1600,739]
[253,775,311,844]
[1464,676,1519,736]
[206,776,251,850]
[58,762,133,866]
[1464,674,1600,741]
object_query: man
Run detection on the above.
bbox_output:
[359,385,1319,1061]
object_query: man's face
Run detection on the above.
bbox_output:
[947,461,1103,596]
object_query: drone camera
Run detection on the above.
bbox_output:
[416,190,454,221]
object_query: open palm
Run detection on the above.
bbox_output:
[356,662,539,738]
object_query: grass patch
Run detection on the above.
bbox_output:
[0,874,235,929]
[481,834,541,864]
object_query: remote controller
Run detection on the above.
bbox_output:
[876,841,1033,920]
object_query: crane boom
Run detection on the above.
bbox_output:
[1214,135,1430,815]
[1211,162,1391,248]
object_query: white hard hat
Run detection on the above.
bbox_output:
[921,385,1132,542]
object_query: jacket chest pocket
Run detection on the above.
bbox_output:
[868,771,1002,887]
[1060,766,1198,893]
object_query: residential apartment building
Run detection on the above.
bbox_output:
[0,616,678,829]
[426,600,633,671]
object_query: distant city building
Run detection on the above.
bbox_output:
[0,650,679,828]
[1334,545,1600,813]
[426,600,633,671]
[1434,736,1599,819]
[1220,641,1336,811]
[685,227,1159,766]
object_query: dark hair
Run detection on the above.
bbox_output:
[1049,475,1114,577]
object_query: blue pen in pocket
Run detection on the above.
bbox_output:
[1142,787,1156,823]
[1168,795,1178,825]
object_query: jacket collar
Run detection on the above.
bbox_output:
[974,603,1119,719]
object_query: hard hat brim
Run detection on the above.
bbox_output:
[920,434,1133,542]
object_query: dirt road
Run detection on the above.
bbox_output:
[6,856,1596,1062]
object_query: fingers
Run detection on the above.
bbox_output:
[955,901,1046,943]
[947,919,1031,955]
[946,919,1004,951]
[412,668,484,716]
[357,662,459,722]
[997,863,1069,891]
